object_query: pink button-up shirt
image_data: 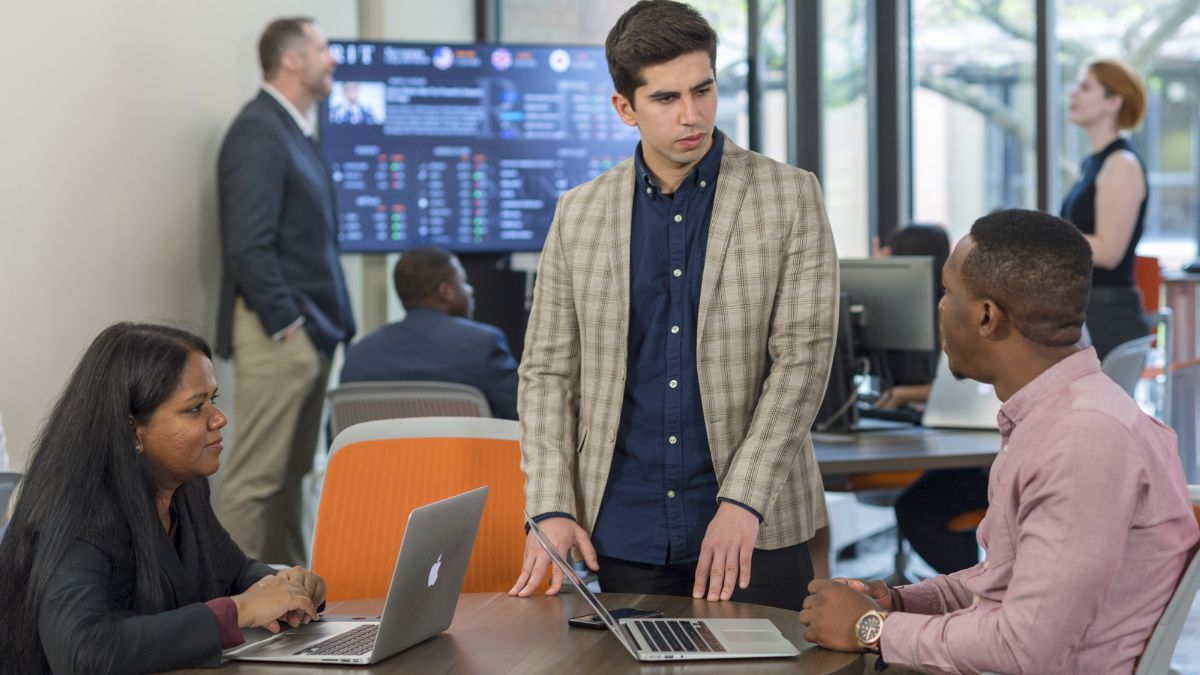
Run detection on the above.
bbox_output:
[881,348,1198,674]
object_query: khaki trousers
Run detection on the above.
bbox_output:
[216,298,330,565]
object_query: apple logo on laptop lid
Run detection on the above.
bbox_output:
[428,554,442,587]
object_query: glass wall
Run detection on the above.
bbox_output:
[911,0,1037,244]
[1056,0,1200,267]
[821,0,869,256]
[759,0,788,163]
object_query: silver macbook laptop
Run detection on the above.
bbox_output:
[922,354,1002,430]
[525,513,799,662]
[226,486,487,665]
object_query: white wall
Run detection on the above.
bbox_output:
[0,1,363,467]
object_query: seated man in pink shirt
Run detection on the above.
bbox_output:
[799,208,1199,673]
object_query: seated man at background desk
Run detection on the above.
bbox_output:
[340,246,519,419]
[800,208,1198,673]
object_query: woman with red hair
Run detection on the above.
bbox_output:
[1061,58,1150,360]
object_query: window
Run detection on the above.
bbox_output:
[821,0,869,256]
[911,0,1037,244]
[1056,1,1200,266]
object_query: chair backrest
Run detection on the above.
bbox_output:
[313,417,526,601]
[1101,334,1156,397]
[0,472,21,523]
[327,381,492,439]
[1134,255,1162,315]
[1134,496,1200,675]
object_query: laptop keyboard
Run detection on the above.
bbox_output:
[631,619,727,653]
[293,624,378,656]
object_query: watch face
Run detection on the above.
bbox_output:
[856,613,883,643]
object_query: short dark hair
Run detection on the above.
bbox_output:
[605,1,718,106]
[961,209,1093,348]
[259,16,315,80]
[393,246,459,309]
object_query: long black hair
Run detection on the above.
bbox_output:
[0,322,221,673]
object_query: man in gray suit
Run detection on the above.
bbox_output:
[215,17,355,566]
[511,0,837,611]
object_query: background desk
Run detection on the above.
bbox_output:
[176,592,870,674]
[814,427,1001,474]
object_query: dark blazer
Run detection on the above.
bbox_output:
[340,308,520,420]
[216,90,355,358]
[37,484,273,674]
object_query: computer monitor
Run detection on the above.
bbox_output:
[320,40,639,253]
[813,292,859,433]
[838,257,937,352]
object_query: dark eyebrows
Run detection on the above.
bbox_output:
[647,78,716,101]
[184,387,218,403]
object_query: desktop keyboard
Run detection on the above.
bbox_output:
[631,619,727,653]
[857,402,923,425]
[293,624,378,656]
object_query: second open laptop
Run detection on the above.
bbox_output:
[524,513,800,662]
[225,486,487,666]
[921,353,1002,430]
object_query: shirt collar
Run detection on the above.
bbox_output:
[635,128,724,195]
[996,347,1102,434]
[262,83,315,137]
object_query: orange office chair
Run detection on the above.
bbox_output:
[1134,255,1162,317]
[312,417,528,601]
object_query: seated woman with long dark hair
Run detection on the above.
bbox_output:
[0,323,326,674]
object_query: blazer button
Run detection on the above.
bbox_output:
[607,430,615,444]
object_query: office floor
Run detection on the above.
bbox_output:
[832,528,1200,674]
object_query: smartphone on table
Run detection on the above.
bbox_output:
[568,607,663,629]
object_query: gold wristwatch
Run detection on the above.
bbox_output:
[854,609,889,653]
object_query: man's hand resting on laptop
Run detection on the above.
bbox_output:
[509,516,598,597]
[693,501,759,602]
[232,575,320,633]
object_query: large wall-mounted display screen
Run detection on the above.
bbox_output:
[321,41,638,253]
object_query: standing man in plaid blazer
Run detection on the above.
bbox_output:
[510,0,838,611]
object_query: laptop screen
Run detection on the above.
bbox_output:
[523,513,631,641]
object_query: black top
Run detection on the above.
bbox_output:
[1059,137,1147,288]
[37,483,273,674]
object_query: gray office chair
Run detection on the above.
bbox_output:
[1101,334,1156,397]
[327,381,492,439]
[0,471,21,528]
[1136,532,1200,673]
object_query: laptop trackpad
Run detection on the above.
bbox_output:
[721,630,781,643]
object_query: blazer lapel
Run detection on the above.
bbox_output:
[697,141,751,344]
[607,161,634,335]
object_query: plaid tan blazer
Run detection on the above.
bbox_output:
[518,139,837,549]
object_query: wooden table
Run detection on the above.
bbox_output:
[814,426,1001,474]
[172,592,874,674]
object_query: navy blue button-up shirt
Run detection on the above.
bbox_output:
[589,131,726,565]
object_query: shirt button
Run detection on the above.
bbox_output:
[668,435,677,445]
[667,490,676,499]
[646,186,652,194]
[673,268,682,277]
[673,214,683,223]
[668,379,678,389]
[670,325,680,334]
[699,180,707,188]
